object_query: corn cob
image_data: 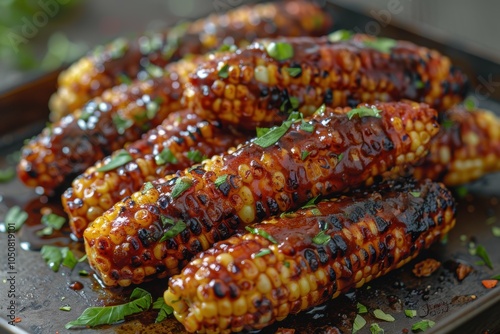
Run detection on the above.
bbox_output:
[62,109,249,238]
[185,34,468,130]
[164,179,456,333]
[17,59,196,193]
[83,101,439,287]
[413,106,500,185]
[49,0,332,121]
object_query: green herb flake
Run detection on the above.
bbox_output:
[440,233,449,245]
[159,220,187,242]
[79,270,89,276]
[160,216,175,226]
[312,231,331,245]
[78,254,88,263]
[352,314,366,334]
[187,150,206,164]
[96,151,133,172]
[214,175,227,188]
[370,323,385,334]
[145,64,164,78]
[491,274,500,280]
[314,104,326,116]
[146,98,163,119]
[357,302,368,314]
[152,297,173,323]
[256,127,271,138]
[347,106,383,120]
[464,97,476,111]
[476,245,493,269]
[411,319,435,332]
[285,67,302,77]
[245,226,278,244]
[415,80,425,89]
[301,196,319,209]
[109,38,129,59]
[456,186,468,198]
[112,114,134,134]
[41,213,66,230]
[171,177,193,199]
[301,151,311,161]
[2,206,28,232]
[41,246,78,272]
[410,192,421,198]
[253,121,292,148]
[373,309,395,322]
[337,153,344,162]
[60,305,71,312]
[310,208,321,216]
[289,97,300,110]
[118,73,132,85]
[255,248,272,258]
[218,64,230,79]
[142,182,154,194]
[328,30,353,43]
[492,226,500,237]
[0,167,15,183]
[300,121,315,133]
[65,288,152,329]
[441,119,454,130]
[155,148,178,166]
[404,309,417,318]
[363,37,397,54]
[284,261,290,268]
[37,226,54,237]
[218,44,237,52]
[265,42,294,61]
[486,216,497,225]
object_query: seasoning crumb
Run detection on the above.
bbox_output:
[413,258,441,277]
[456,263,473,281]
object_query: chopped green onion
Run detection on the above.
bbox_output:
[171,177,193,198]
[491,274,500,280]
[159,220,187,242]
[218,64,230,78]
[492,226,500,237]
[300,121,315,133]
[160,216,175,226]
[96,151,133,172]
[328,30,353,42]
[0,167,15,183]
[65,288,152,329]
[142,182,154,193]
[312,231,331,245]
[146,98,163,119]
[145,64,164,78]
[415,80,425,89]
[152,297,173,323]
[214,175,228,188]
[285,67,302,77]
[314,104,326,116]
[476,245,493,269]
[370,323,385,334]
[265,42,294,61]
[410,192,421,198]
[253,121,292,148]
[155,148,178,166]
[41,213,66,230]
[363,37,396,54]
[337,153,344,162]
[255,248,272,258]
[256,127,271,138]
[245,226,278,244]
[301,151,310,161]
[118,73,132,85]
[411,319,435,332]
[79,270,89,276]
[112,114,133,134]
[464,97,476,111]
[352,314,366,334]
[301,196,319,209]
[187,150,206,163]
[41,246,78,272]
[2,206,28,232]
[60,305,71,312]
[441,119,454,130]
[404,309,417,318]
[284,261,290,268]
[357,302,368,314]
[373,309,395,322]
[347,106,382,120]
[456,186,468,198]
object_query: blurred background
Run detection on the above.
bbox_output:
[1,0,499,92]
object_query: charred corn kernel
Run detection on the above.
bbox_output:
[62,109,249,238]
[186,35,467,130]
[165,179,456,333]
[414,106,500,186]
[84,101,439,287]
[49,0,332,121]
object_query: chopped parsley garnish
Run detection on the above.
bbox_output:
[214,175,227,188]
[152,297,173,323]
[492,226,500,237]
[160,216,175,226]
[118,73,132,85]
[284,261,290,268]
[285,67,302,77]
[109,38,128,59]
[155,148,178,166]
[404,309,417,318]
[60,305,71,312]
[159,220,187,242]
[253,112,301,148]
[312,230,331,245]
[328,29,353,42]
[41,245,79,272]
[301,151,311,161]
[218,64,230,78]
[363,37,397,54]
[146,98,163,119]
[255,248,272,258]
[476,245,493,269]
[79,270,89,276]
[491,274,500,280]
[37,213,66,236]
[0,167,15,183]
[142,182,154,194]
[352,314,366,334]
[301,196,319,209]
[96,150,133,172]
[373,309,395,322]
[441,119,454,130]
[370,323,384,334]
[65,288,152,329]
[337,153,344,162]
[357,302,368,314]
[415,80,425,89]
[218,44,237,52]
[245,226,278,244]
[464,96,476,111]
[145,64,164,78]
[410,192,421,198]
[411,319,435,332]
[300,121,315,133]
[112,114,133,134]
[187,150,206,163]
[170,177,193,198]
[256,127,271,138]
[314,103,326,116]
[347,106,382,120]
[280,96,300,113]
[2,206,28,232]
[265,42,294,61]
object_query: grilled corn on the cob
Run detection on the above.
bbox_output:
[164,179,456,333]
[185,34,468,129]
[62,109,249,238]
[49,0,332,120]
[18,59,196,193]
[413,106,500,185]
[83,101,439,287]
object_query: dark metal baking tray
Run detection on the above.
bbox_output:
[1,1,500,333]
